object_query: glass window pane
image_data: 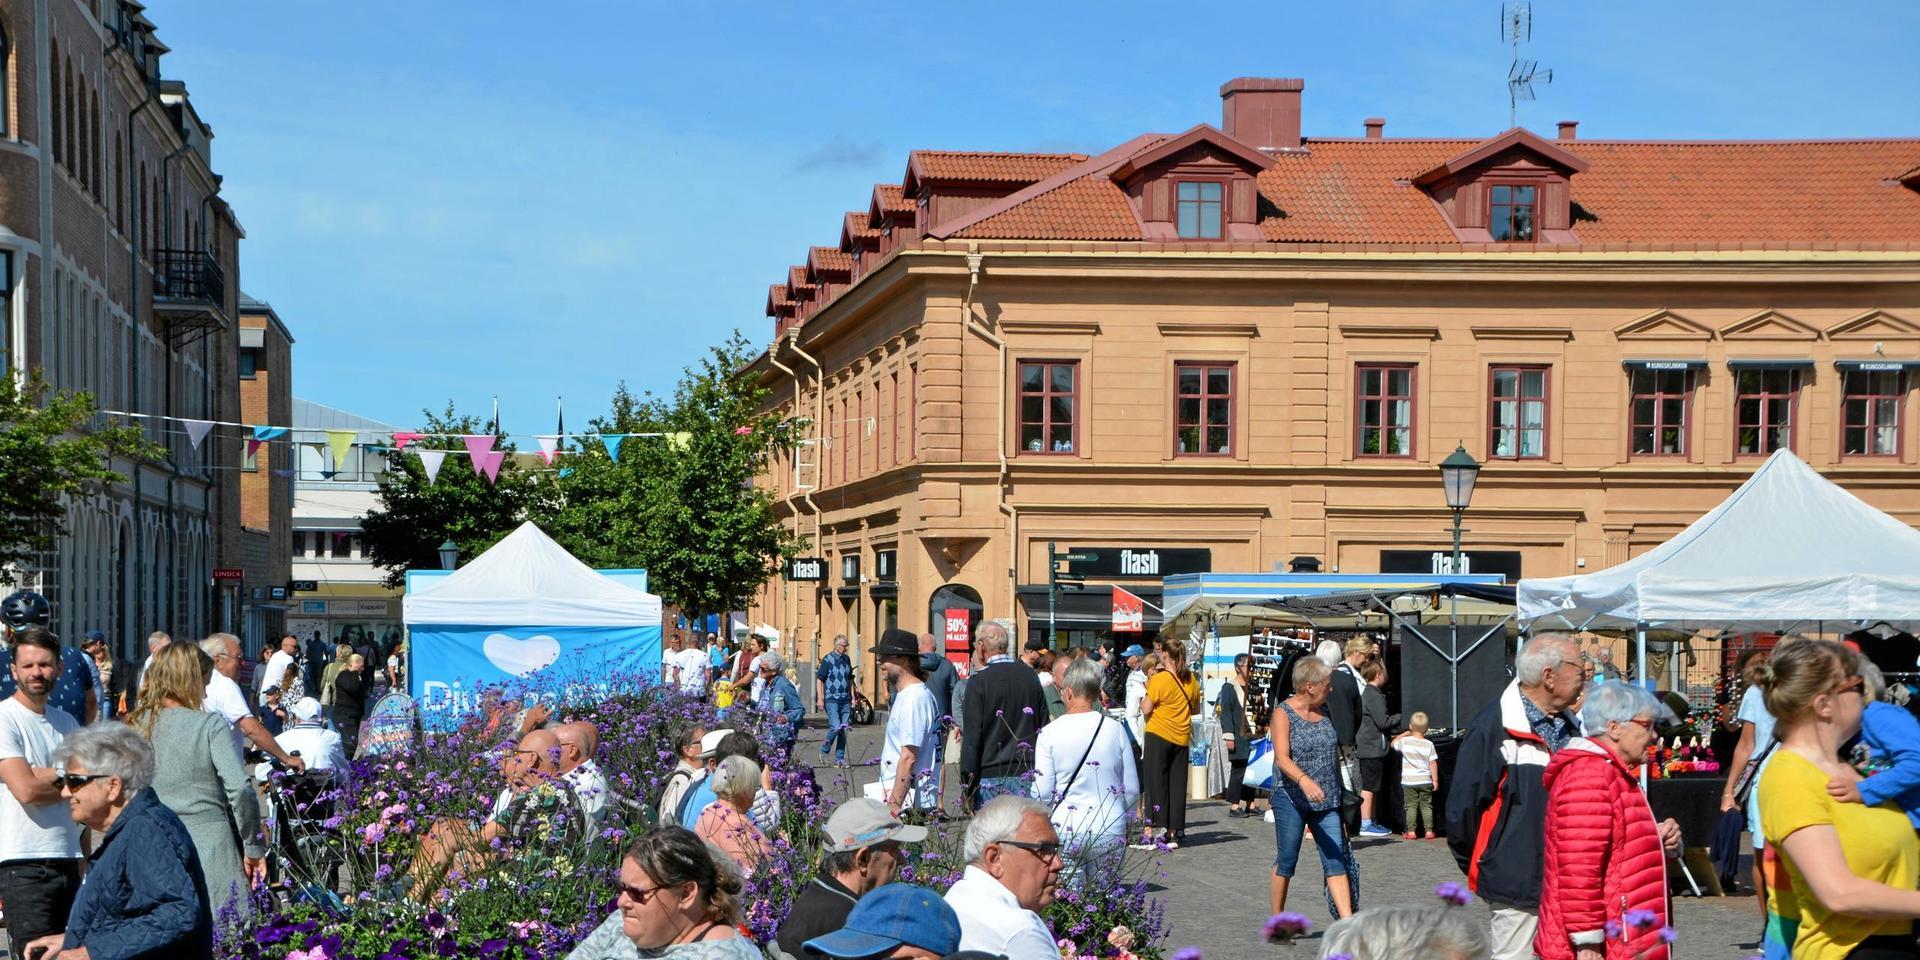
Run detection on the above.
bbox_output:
[1200,182,1222,202]
[1522,370,1546,396]
[1766,398,1790,425]
[1737,370,1759,393]
[1389,428,1410,455]
[1490,215,1512,242]
[1050,426,1073,452]
[1521,400,1544,429]
[1050,396,1074,423]
[1874,424,1899,455]
[1177,427,1198,453]
[1845,398,1868,428]
[1199,204,1221,238]
[1632,427,1654,454]
[1020,364,1042,390]
[1178,181,1199,202]
[1388,369,1411,395]
[1178,367,1201,396]
[1361,369,1381,395]
[1661,428,1682,454]
[1632,398,1655,427]
[1360,400,1381,427]
[1494,400,1516,429]
[1769,425,1790,452]
[1521,428,1543,457]
[1021,396,1043,423]
[1493,430,1513,457]
[1492,369,1517,397]
[1207,368,1230,395]
[1491,185,1511,205]
[1514,186,1535,204]
[1739,427,1760,454]
[1845,427,1866,456]
[1208,427,1229,453]
[1206,397,1230,427]
[1389,399,1410,429]
[1021,424,1044,451]
[1178,398,1200,424]
[1050,365,1074,393]
[1177,205,1200,238]
[1512,204,1533,240]
[1737,398,1760,426]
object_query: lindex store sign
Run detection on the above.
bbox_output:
[1064,547,1210,578]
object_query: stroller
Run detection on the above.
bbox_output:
[254,751,347,900]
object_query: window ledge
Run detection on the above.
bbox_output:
[1158,321,1259,338]
[1339,324,1441,341]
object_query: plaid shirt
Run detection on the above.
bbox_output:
[1521,692,1578,754]
[816,651,852,703]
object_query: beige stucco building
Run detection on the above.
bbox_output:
[744,78,1920,695]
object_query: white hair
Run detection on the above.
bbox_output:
[964,795,1048,864]
[1320,902,1490,960]
[1580,681,1663,736]
[55,722,155,794]
[1515,632,1576,688]
[976,620,1010,655]
[710,753,761,801]
[198,634,235,658]
[1062,658,1104,703]
[1314,639,1342,667]
[758,652,785,673]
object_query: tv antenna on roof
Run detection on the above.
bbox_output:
[1500,1,1552,127]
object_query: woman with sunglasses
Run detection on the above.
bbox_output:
[564,826,759,960]
[19,722,213,960]
[1758,639,1920,960]
[1535,681,1681,960]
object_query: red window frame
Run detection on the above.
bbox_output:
[1174,179,1226,240]
[1628,367,1692,458]
[1735,369,1799,457]
[1174,362,1235,457]
[1017,360,1078,456]
[1354,364,1416,459]
[1488,365,1550,460]
[1841,369,1906,459]
[1488,183,1538,242]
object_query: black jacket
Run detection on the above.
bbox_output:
[774,874,860,959]
[1216,681,1252,761]
[1327,663,1362,748]
[1356,683,1399,760]
[1445,681,1560,909]
[960,659,1049,789]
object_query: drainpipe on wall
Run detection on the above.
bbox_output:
[766,345,806,653]
[958,250,1017,633]
[124,83,158,650]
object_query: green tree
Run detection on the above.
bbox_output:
[528,382,664,569]
[360,405,539,588]
[0,369,157,568]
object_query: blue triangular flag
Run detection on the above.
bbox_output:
[252,425,288,441]
[600,434,625,462]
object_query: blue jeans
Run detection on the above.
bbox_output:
[975,776,1027,807]
[821,699,850,760]
[1272,799,1348,879]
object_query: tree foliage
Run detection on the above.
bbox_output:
[359,406,540,588]
[0,369,157,568]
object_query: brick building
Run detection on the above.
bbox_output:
[238,294,294,642]
[0,0,259,657]
[743,77,1920,695]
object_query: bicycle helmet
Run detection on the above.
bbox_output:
[1,590,50,628]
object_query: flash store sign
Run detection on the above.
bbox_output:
[787,557,825,582]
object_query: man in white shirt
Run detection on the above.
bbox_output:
[200,634,304,771]
[675,638,708,698]
[553,721,608,830]
[747,638,769,705]
[0,628,86,954]
[257,635,298,706]
[943,795,1063,960]
[872,629,938,817]
[268,697,349,777]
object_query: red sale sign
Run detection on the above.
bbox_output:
[1112,587,1145,632]
[943,608,971,660]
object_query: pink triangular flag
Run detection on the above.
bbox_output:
[418,449,446,485]
[391,432,425,450]
[462,434,496,460]
[182,419,215,451]
[470,449,505,484]
[534,435,561,465]
[245,437,264,461]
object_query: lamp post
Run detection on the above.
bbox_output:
[437,539,460,571]
[1437,444,1480,730]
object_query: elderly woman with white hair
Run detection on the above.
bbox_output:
[1320,901,1490,960]
[19,722,215,960]
[1535,681,1682,960]
[693,754,773,877]
[754,652,805,753]
[1032,658,1139,878]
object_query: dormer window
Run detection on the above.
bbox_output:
[1489,184,1537,241]
[1175,181,1224,239]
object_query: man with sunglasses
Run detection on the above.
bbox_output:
[943,795,1063,960]
[1447,632,1587,960]
[0,628,85,960]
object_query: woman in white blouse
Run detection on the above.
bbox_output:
[1033,658,1140,879]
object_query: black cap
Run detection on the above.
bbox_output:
[1024,637,1050,652]
[869,628,920,658]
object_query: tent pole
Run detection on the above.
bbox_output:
[1637,619,1649,789]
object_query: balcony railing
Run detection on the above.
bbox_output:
[152,249,226,310]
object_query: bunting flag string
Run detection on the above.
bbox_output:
[391,432,424,450]
[600,434,626,462]
[182,419,215,451]
[534,435,561,466]
[418,450,447,485]
[325,430,357,471]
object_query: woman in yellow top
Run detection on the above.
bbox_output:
[1134,638,1202,850]
[1758,638,1920,960]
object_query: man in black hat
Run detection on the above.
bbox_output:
[959,620,1048,810]
[873,628,939,817]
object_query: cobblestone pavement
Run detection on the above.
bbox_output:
[801,716,1766,960]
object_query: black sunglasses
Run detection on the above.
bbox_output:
[55,773,108,791]
[995,839,1062,861]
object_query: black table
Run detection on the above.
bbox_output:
[1648,775,1725,846]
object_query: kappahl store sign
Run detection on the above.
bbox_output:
[1066,547,1211,578]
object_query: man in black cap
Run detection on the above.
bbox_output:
[958,620,1048,810]
[873,628,938,817]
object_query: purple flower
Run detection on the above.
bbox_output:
[1172,948,1203,960]
[1263,912,1312,943]
[1433,881,1473,906]
[1603,919,1623,939]
[1022,706,1035,715]
[1658,926,1678,944]
[1624,908,1659,930]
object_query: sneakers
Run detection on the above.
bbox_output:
[1359,821,1393,837]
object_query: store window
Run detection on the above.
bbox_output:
[1629,368,1691,457]
[1489,366,1549,459]
[1736,369,1798,456]
[1355,364,1415,458]
[1175,362,1233,456]
[1842,369,1905,457]
[1018,361,1076,454]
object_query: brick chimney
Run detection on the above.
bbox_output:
[1220,77,1305,151]
[1557,120,1579,140]
[1363,117,1386,139]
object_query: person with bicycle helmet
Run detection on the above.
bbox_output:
[0,591,98,724]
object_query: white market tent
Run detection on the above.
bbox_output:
[1518,449,1920,634]
[404,521,661,627]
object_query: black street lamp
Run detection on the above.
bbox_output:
[1438,444,1481,571]
[437,539,460,571]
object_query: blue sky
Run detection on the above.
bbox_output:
[153,1,1920,431]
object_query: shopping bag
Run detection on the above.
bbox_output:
[1243,737,1275,789]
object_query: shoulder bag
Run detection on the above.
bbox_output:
[1731,737,1779,809]
[1052,713,1106,813]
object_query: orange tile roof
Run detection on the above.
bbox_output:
[787,266,815,296]
[843,212,879,244]
[952,175,1143,240]
[873,184,913,216]
[767,284,794,315]
[909,150,1087,184]
[809,246,855,275]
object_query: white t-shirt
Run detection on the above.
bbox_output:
[675,649,708,694]
[1738,685,1779,849]
[880,681,940,808]
[748,655,767,704]
[1392,734,1438,786]
[0,698,83,861]
[258,651,295,704]
[1032,711,1139,848]
[204,671,253,756]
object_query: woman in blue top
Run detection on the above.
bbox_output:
[1268,655,1353,920]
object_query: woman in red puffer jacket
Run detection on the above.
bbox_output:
[1537,681,1682,960]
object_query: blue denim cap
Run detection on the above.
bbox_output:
[803,884,960,959]
[1122,644,1146,658]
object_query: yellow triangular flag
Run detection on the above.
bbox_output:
[325,429,357,471]
[666,432,692,452]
